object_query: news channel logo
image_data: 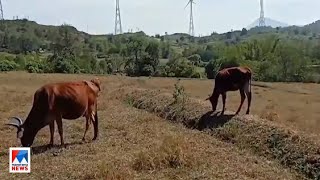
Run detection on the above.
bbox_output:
[9,147,31,173]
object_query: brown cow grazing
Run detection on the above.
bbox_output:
[206,66,252,115]
[5,78,102,147]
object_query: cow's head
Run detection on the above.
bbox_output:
[6,117,36,147]
[206,89,220,112]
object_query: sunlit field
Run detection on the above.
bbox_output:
[0,71,319,179]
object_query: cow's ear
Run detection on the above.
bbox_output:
[17,128,24,139]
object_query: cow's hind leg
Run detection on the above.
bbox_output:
[221,92,227,115]
[49,120,55,146]
[82,114,91,142]
[235,89,246,115]
[56,115,65,147]
[244,81,251,114]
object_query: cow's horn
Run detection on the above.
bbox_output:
[5,117,23,129]
[5,122,20,129]
[10,117,23,125]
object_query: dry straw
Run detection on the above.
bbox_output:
[122,88,320,180]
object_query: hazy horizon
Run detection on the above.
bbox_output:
[2,0,320,36]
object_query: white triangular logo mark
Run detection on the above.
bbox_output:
[21,158,28,164]
[12,158,20,164]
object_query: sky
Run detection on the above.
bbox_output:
[2,0,320,36]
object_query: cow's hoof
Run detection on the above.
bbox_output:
[48,144,54,149]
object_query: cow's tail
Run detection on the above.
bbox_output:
[93,102,99,140]
[250,70,253,93]
[244,67,252,93]
[249,72,252,93]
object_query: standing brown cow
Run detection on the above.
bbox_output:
[6,78,102,147]
[206,66,252,115]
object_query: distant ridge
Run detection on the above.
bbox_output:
[247,17,289,29]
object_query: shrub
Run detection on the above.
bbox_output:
[219,57,240,70]
[0,59,18,71]
[25,59,48,73]
[13,55,26,70]
[205,59,221,79]
[163,57,197,78]
[187,54,201,66]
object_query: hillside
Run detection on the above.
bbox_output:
[0,18,319,55]
[305,20,320,29]
[0,19,319,84]
[0,19,150,55]
[297,20,320,34]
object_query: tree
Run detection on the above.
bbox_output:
[47,24,81,74]
[187,54,201,66]
[226,32,233,39]
[276,42,310,82]
[160,42,170,59]
[240,28,248,36]
[18,34,33,54]
[205,59,221,79]
[145,40,160,72]
[126,36,145,63]
[97,60,113,74]
[105,54,124,73]
[34,28,43,38]
[123,35,160,76]
[312,40,320,61]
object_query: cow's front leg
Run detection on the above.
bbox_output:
[236,89,246,115]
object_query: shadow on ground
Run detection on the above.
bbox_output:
[195,111,235,131]
[31,141,89,155]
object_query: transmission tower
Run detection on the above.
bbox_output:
[0,0,7,48]
[185,0,195,36]
[114,0,123,35]
[259,0,266,27]
[0,0,4,20]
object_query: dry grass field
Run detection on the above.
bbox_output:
[0,71,319,179]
